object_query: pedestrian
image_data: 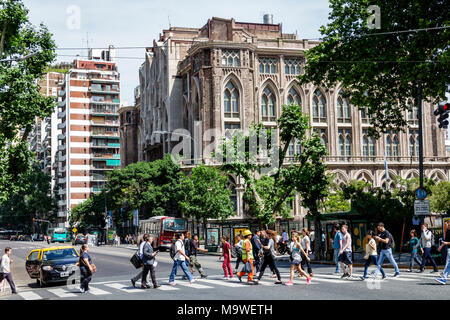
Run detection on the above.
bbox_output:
[285,233,311,286]
[361,231,384,280]
[419,223,439,273]
[169,233,195,285]
[0,247,17,294]
[338,224,354,279]
[141,235,160,289]
[237,230,257,285]
[300,228,313,277]
[407,229,422,272]
[373,222,400,278]
[220,235,233,279]
[255,230,282,284]
[281,229,289,242]
[435,221,450,284]
[251,230,263,275]
[234,235,243,273]
[78,244,96,293]
[332,224,343,274]
[188,234,208,279]
[131,234,148,288]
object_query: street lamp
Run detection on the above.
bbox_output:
[0,51,41,62]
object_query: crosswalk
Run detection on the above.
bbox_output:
[10,271,442,300]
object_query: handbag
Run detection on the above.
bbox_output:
[130,251,142,269]
[241,261,252,273]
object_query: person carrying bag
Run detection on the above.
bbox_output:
[77,244,96,294]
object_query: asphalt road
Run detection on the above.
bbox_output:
[0,240,447,300]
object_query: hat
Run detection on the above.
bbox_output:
[243,230,252,237]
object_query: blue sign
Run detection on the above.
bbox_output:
[415,187,427,200]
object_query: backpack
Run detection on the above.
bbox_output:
[389,233,395,249]
[184,239,191,256]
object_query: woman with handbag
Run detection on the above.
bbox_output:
[254,230,282,284]
[285,233,310,286]
[361,230,384,280]
[78,244,96,293]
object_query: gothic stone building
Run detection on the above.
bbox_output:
[138,16,450,229]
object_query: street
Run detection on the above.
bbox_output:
[0,240,447,301]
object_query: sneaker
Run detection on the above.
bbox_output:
[406,269,412,272]
[275,281,283,284]
[168,282,176,286]
[347,275,355,280]
[131,279,136,288]
[222,276,229,280]
[285,281,294,286]
[307,277,311,284]
[237,275,242,282]
[360,276,366,281]
[341,273,349,279]
[435,278,447,285]
[141,285,151,289]
[417,269,424,273]
[381,275,386,280]
[84,290,90,294]
[154,285,161,289]
[393,272,400,278]
[201,274,208,278]
[79,287,85,293]
[189,280,196,284]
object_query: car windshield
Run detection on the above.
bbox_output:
[43,249,78,261]
[163,218,186,232]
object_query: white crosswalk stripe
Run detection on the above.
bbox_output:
[47,288,77,298]
[197,278,243,288]
[17,291,42,300]
[87,286,112,295]
[104,283,143,293]
[156,285,179,291]
[175,281,213,289]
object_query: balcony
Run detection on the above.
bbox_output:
[91,132,119,138]
[57,144,66,151]
[58,189,65,196]
[57,122,66,130]
[58,177,66,185]
[59,166,66,173]
[91,143,120,149]
[58,100,65,107]
[45,123,51,132]
[57,153,66,162]
[90,99,120,105]
[90,120,119,127]
[91,153,120,160]
[58,112,66,119]
[90,77,120,84]
[89,87,120,95]
[57,133,66,140]
[58,90,65,97]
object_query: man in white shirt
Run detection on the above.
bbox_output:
[169,233,194,285]
[419,223,439,273]
[0,247,17,294]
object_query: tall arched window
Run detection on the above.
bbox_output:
[261,87,276,122]
[409,130,419,158]
[385,131,399,161]
[338,129,352,160]
[312,89,326,122]
[224,81,239,118]
[362,129,375,159]
[337,92,351,123]
[228,177,237,212]
[287,87,301,106]
[386,136,392,157]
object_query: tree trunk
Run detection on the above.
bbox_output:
[0,23,7,59]
[313,217,322,261]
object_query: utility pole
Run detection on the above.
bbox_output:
[417,80,424,188]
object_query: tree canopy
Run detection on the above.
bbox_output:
[299,0,450,137]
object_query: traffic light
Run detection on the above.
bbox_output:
[434,102,450,129]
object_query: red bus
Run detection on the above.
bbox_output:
[138,216,188,250]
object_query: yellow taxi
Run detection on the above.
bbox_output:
[25,246,79,287]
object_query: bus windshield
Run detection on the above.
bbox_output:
[163,218,186,232]
[54,228,66,234]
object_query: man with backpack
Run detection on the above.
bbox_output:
[373,222,400,278]
[183,232,208,279]
[169,233,195,285]
[419,223,439,273]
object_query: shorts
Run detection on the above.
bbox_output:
[291,257,302,266]
[338,251,353,265]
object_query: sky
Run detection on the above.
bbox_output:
[22,0,331,104]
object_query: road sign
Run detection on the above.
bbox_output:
[72,228,77,234]
[414,200,430,216]
[415,187,427,200]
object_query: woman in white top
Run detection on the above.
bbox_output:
[285,233,311,286]
[300,228,313,277]
[361,230,385,280]
[233,235,244,273]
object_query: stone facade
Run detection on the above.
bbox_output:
[139,17,450,222]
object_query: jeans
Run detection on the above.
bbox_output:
[442,248,450,279]
[373,248,399,276]
[0,272,16,293]
[80,268,92,291]
[169,259,193,282]
[363,255,384,278]
[333,249,341,272]
[258,255,281,281]
[420,247,438,271]
[409,252,422,270]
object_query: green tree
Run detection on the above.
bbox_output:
[430,181,450,214]
[0,0,56,200]
[105,155,184,225]
[179,165,235,237]
[70,192,106,230]
[322,176,351,213]
[220,104,329,255]
[298,0,450,137]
